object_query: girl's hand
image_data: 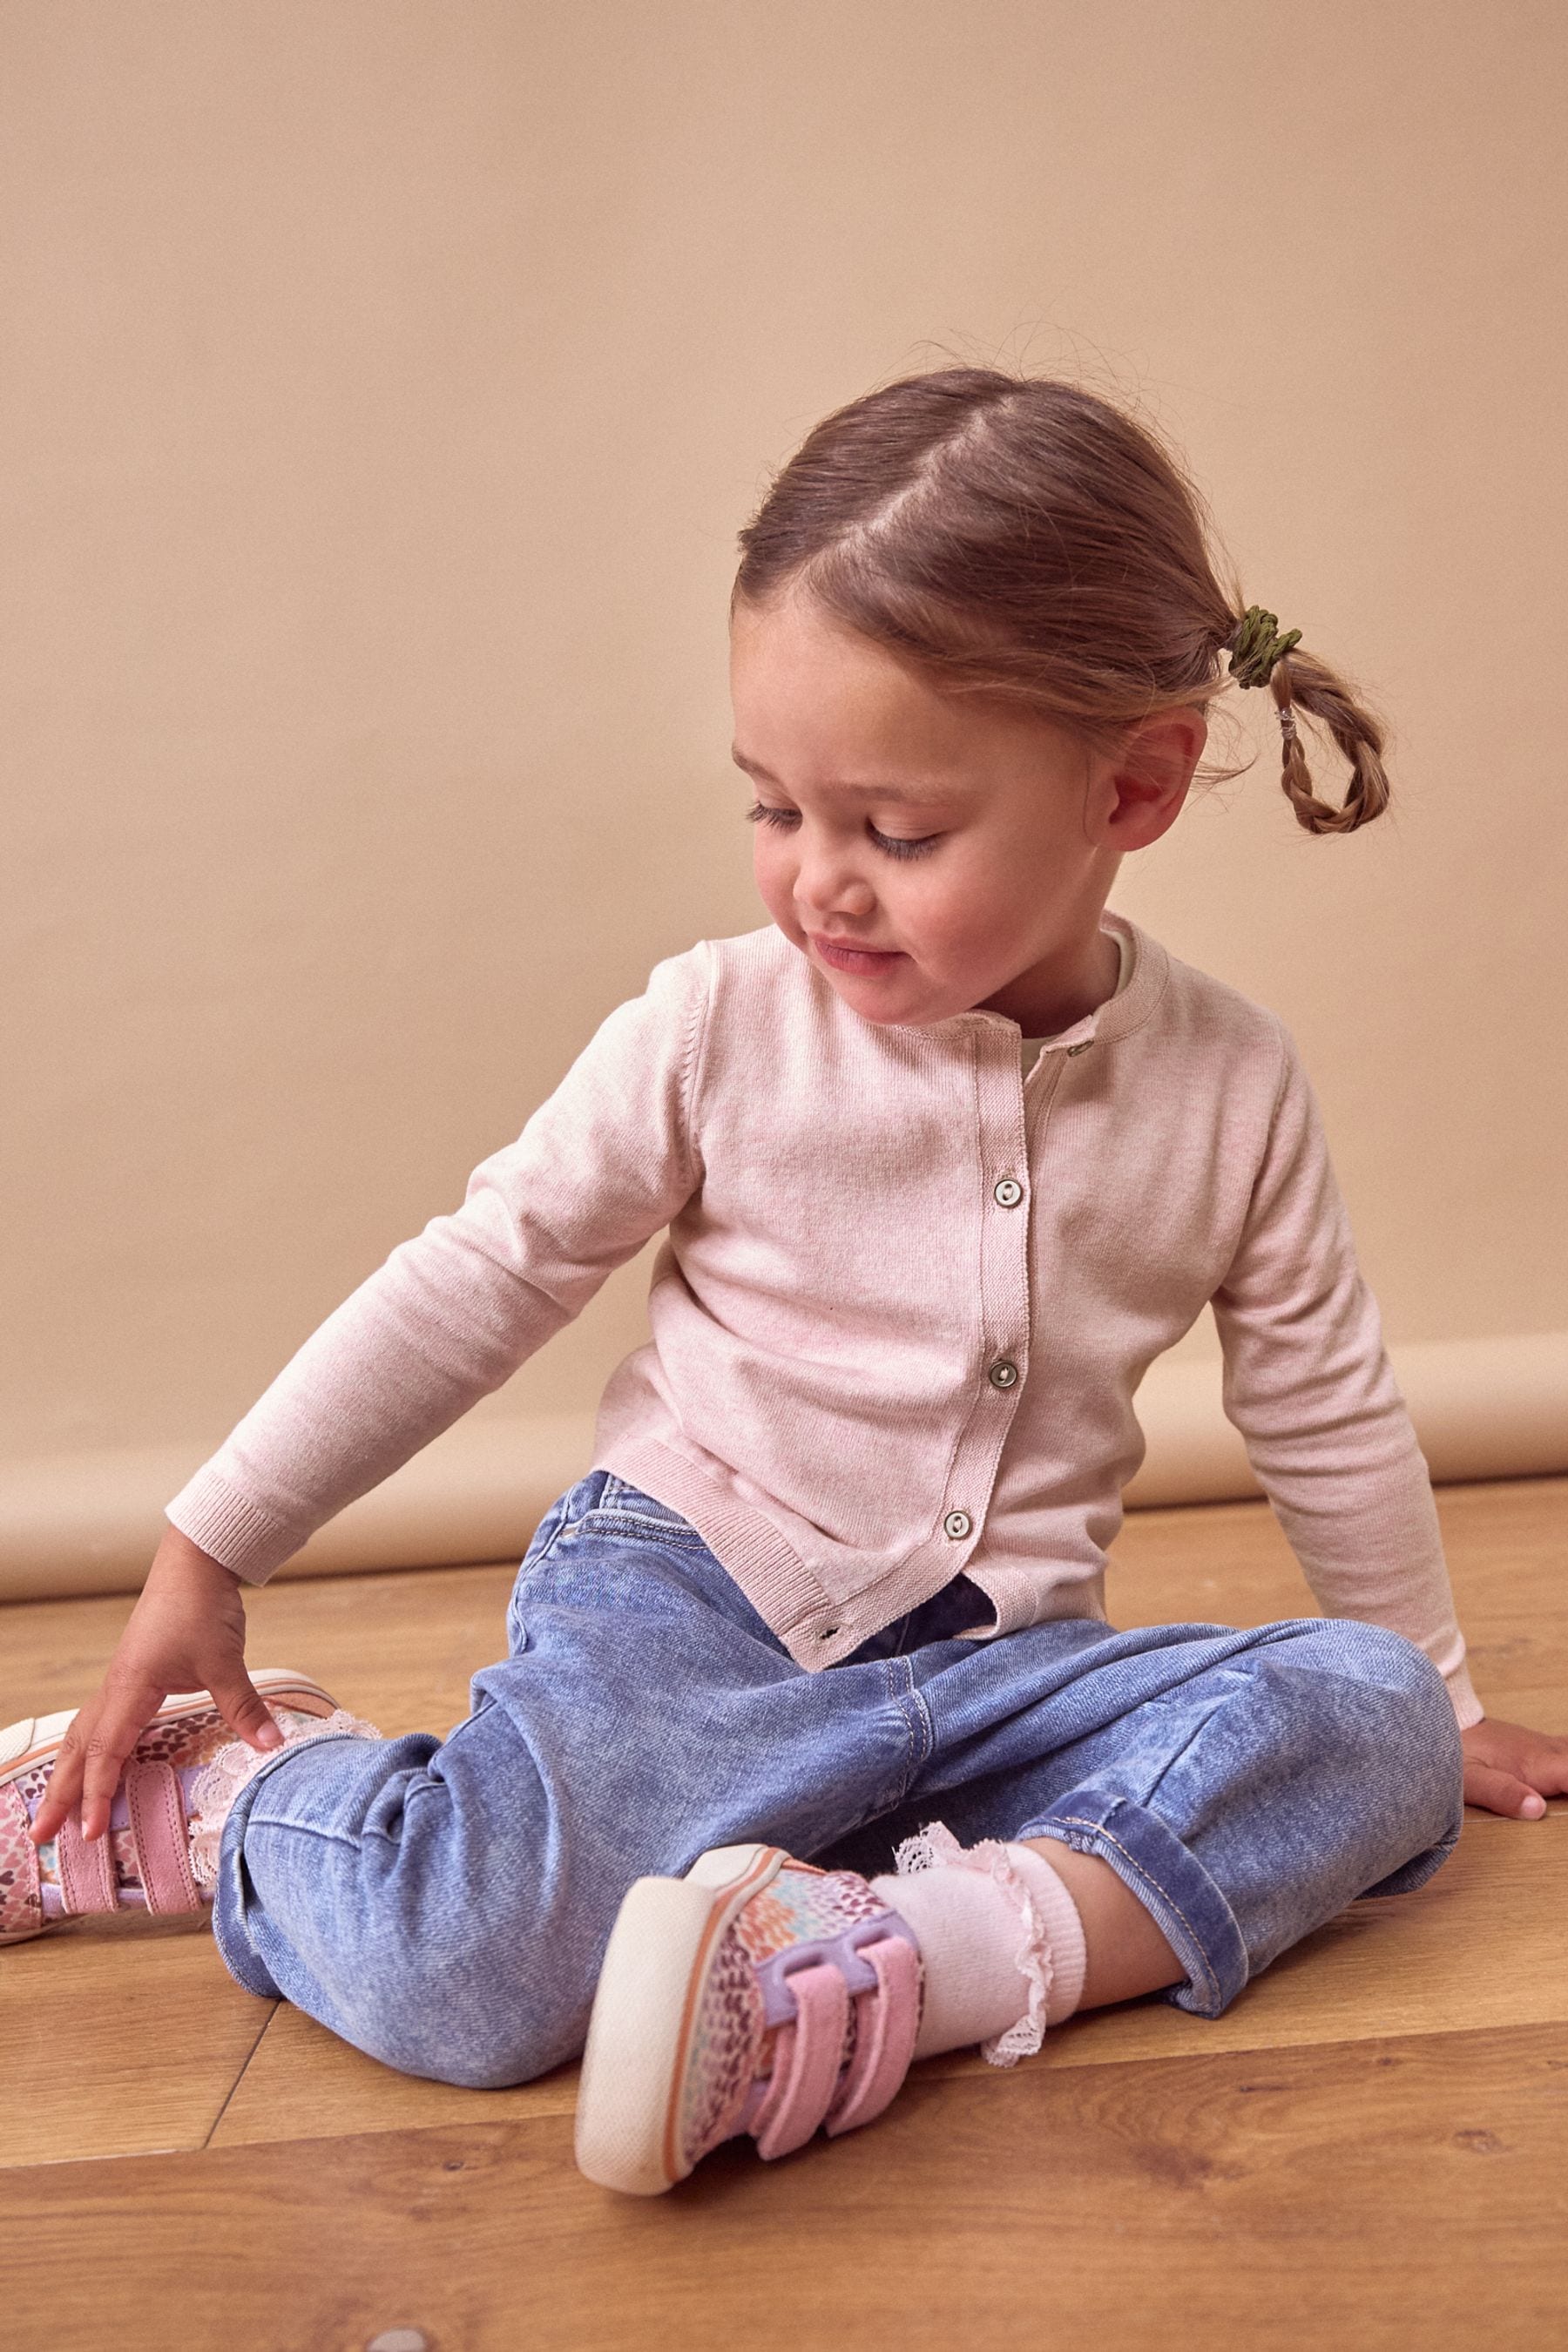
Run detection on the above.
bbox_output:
[28,1526,284,1850]
[1461,1717,1568,1820]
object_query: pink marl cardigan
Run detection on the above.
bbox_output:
[166,909,1481,1727]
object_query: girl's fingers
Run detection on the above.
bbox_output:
[29,1730,88,1848]
[29,1655,268,1850]
[75,1680,167,1843]
[209,1669,283,1752]
[1464,1763,1546,1820]
[1520,1744,1568,1796]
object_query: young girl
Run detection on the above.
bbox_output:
[10,368,1567,2197]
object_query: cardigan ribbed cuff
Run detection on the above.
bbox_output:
[165,1464,304,1585]
[1443,1654,1484,1730]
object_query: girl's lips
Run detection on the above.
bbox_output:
[812,935,905,973]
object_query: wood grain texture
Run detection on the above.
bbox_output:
[5,1477,1563,1730]
[0,1917,274,2167]
[208,1998,581,2145]
[6,2024,1568,2351]
[3,1477,1565,2170]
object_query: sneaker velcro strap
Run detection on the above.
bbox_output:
[57,1807,118,1916]
[752,1962,850,2161]
[125,1761,202,1915]
[824,1933,922,2138]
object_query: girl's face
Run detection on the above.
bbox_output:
[728,588,1204,1031]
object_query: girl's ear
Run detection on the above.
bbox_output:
[1100,710,1207,849]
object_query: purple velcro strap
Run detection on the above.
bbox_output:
[57,1808,118,1916]
[754,1913,923,2028]
[125,1761,201,1915]
[753,1962,849,2162]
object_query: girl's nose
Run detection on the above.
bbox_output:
[794,847,876,925]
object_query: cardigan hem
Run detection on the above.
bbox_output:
[591,1432,849,1666]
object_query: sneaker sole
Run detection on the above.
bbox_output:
[574,1842,786,2195]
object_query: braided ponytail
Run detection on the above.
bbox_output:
[1225,605,1390,835]
[1265,652,1391,837]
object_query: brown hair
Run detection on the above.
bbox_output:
[732,367,1390,836]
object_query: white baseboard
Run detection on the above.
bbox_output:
[2,1333,1564,1602]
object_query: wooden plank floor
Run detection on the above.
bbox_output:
[3,1477,1566,2349]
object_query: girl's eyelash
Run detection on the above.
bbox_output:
[744,802,939,860]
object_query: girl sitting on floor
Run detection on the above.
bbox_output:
[10,367,1566,2196]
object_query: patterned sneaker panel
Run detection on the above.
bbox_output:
[678,1862,922,2173]
[0,1783,44,1940]
[678,1916,769,2166]
[0,1686,375,1937]
[732,1864,889,1972]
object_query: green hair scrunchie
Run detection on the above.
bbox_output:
[1227,605,1302,690]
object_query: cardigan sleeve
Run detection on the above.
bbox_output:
[165,945,711,1584]
[1209,1022,1482,1727]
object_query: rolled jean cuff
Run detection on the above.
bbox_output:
[1014,1787,1249,2018]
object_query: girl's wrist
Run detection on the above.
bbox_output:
[147,1524,244,1592]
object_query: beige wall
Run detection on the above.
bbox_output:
[4,2,1566,1585]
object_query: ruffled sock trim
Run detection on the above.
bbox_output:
[893,1820,1062,2068]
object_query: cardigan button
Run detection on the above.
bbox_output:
[988,1358,1019,1390]
[992,1176,1024,1207]
[943,1509,973,1540]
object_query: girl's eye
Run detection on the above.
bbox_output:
[744,802,939,861]
[869,828,940,861]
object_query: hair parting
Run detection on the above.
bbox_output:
[733,367,1392,837]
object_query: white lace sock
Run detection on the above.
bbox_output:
[869,1821,1088,2066]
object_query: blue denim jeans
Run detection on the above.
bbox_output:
[213,1469,1463,2088]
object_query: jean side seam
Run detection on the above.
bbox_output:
[1031,1811,1223,2010]
[899,1659,934,1785]
[879,1656,928,1805]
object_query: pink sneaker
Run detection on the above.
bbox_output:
[575,1842,923,2195]
[0,1671,378,1944]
